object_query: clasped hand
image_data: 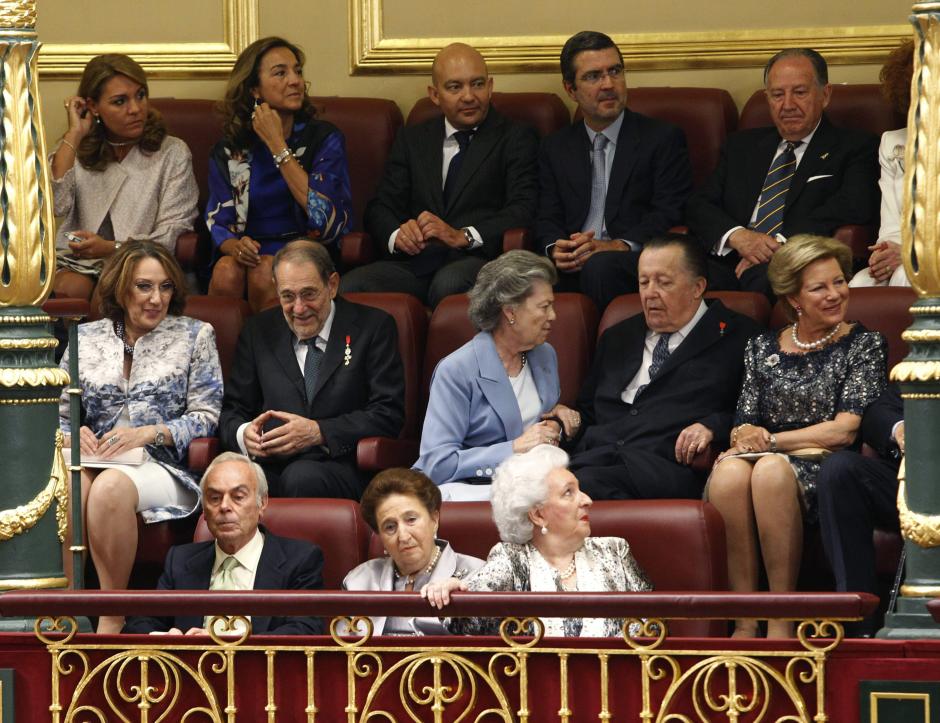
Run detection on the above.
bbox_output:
[244,410,321,458]
[395,212,465,255]
[730,229,780,278]
[866,240,902,283]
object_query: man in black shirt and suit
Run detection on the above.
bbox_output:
[686,47,879,297]
[569,234,759,500]
[341,42,538,307]
[538,30,693,312]
[219,240,405,499]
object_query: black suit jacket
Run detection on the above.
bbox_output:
[364,108,538,267]
[862,382,903,462]
[123,530,325,635]
[685,115,879,249]
[218,297,405,464]
[536,110,692,253]
[576,300,759,461]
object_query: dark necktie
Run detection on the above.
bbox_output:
[303,338,323,404]
[442,130,473,205]
[752,141,801,236]
[636,333,672,397]
[584,133,610,239]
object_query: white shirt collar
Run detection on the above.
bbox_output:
[292,299,335,350]
[779,118,821,152]
[651,299,708,347]
[444,117,478,140]
[584,110,624,147]
[213,527,265,575]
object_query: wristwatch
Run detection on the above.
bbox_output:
[769,433,777,453]
[154,429,166,446]
[460,227,474,248]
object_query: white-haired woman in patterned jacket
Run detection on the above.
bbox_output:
[423,445,652,638]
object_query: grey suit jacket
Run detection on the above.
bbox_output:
[341,541,484,635]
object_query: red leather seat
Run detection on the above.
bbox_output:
[194,498,371,589]
[149,98,224,272]
[770,286,915,370]
[574,87,738,189]
[373,499,728,637]
[739,84,901,261]
[343,292,428,469]
[406,92,570,138]
[423,292,597,412]
[183,295,252,380]
[599,290,771,339]
[739,84,904,137]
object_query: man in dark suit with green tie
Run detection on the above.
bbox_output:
[340,43,539,308]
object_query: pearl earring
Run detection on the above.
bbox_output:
[796,306,802,316]
[509,317,516,325]
[540,525,548,535]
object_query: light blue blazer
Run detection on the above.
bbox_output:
[415,332,560,485]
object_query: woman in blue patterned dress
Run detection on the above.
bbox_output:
[59,241,223,633]
[206,36,352,312]
[707,235,887,639]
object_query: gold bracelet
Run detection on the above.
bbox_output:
[60,137,77,153]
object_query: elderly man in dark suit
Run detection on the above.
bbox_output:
[686,47,879,298]
[538,30,692,312]
[817,384,902,636]
[340,43,539,308]
[219,240,405,499]
[124,453,324,635]
[569,234,760,500]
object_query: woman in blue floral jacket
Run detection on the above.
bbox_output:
[59,240,222,633]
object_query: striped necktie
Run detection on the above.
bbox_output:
[583,133,609,239]
[752,141,801,236]
[636,333,672,397]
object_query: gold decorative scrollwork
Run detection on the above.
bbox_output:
[34,615,78,645]
[329,615,374,646]
[0,337,57,349]
[911,305,940,315]
[623,617,667,652]
[0,367,69,388]
[0,396,61,404]
[206,615,252,646]
[902,329,940,343]
[898,477,940,548]
[498,616,544,648]
[0,430,68,543]
[796,620,844,653]
[0,314,49,323]
[891,360,940,382]
[0,1,35,27]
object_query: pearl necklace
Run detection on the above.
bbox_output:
[791,322,841,351]
[114,320,136,356]
[555,556,577,580]
[394,544,442,585]
[105,138,138,147]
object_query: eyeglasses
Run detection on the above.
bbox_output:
[279,287,324,305]
[134,281,175,296]
[578,65,624,86]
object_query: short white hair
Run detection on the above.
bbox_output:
[491,445,570,544]
[200,451,268,504]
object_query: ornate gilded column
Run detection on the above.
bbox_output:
[0,0,70,627]
[881,2,940,638]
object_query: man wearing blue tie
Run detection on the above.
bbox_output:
[537,31,693,312]
[686,48,879,298]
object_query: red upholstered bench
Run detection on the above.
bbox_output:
[370,499,729,637]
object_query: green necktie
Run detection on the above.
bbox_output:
[205,556,240,630]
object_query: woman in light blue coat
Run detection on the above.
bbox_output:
[414,250,581,500]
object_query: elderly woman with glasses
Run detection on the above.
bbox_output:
[59,240,223,633]
[425,445,652,638]
[414,250,580,501]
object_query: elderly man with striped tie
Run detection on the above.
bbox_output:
[686,48,879,299]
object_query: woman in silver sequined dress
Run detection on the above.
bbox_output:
[707,235,887,639]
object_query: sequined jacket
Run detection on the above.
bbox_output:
[446,536,652,637]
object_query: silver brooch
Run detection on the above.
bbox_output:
[765,354,780,367]
[893,144,905,172]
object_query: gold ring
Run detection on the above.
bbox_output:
[108,436,118,446]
